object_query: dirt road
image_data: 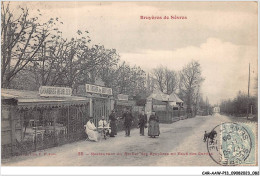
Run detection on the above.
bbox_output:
[2,114,254,166]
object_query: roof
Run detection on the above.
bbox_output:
[1,89,90,109]
[147,90,183,103]
[168,92,183,103]
[147,90,169,102]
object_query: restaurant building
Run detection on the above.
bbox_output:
[76,83,114,127]
[1,86,90,158]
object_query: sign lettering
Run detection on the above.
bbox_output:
[39,86,72,97]
[85,84,112,95]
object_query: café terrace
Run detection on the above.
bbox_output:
[1,84,184,158]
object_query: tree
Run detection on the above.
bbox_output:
[24,29,91,91]
[59,32,91,89]
[1,2,151,99]
[77,45,119,88]
[1,2,56,88]
[94,48,120,87]
[220,91,257,118]
[27,32,66,88]
[152,66,178,94]
[179,61,204,116]
[153,66,165,92]
[164,68,178,94]
[129,66,146,97]
[113,61,132,95]
[192,85,201,116]
[8,68,38,90]
[146,73,155,95]
[107,61,146,97]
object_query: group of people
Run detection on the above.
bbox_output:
[138,110,160,138]
[84,109,160,142]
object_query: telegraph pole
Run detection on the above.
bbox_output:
[247,63,250,119]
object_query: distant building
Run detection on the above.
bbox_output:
[145,90,184,123]
[213,107,220,113]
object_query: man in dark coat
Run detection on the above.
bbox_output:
[138,110,147,136]
[121,109,134,137]
[109,110,117,137]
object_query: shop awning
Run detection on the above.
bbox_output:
[1,89,90,109]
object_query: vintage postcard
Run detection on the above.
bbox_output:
[1,1,259,175]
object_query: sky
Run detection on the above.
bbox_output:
[7,1,258,105]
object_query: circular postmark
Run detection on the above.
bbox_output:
[207,122,252,166]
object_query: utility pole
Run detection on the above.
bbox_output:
[247,63,250,119]
[206,96,209,115]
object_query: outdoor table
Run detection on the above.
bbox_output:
[45,126,67,135]
[25,128,45,142]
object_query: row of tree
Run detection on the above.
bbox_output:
[2,3,207,115]
[1,3,146,98]
[220,91,257,116]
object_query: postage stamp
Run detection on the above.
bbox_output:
[207,122,257,166]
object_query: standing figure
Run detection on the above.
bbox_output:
[121,109,134,137]
[148,111,160,138]
[138,110,147,136]
[109,110,117,137]
[85,117,99,142]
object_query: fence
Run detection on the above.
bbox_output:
[1,104,89,159]
[156,110,186,123]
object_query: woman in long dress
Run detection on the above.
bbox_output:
[85,118,99,142]
[148,112,160,138]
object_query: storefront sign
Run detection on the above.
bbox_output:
[39,86,72,97]
[85,84,112,95]
[117,94,128,101]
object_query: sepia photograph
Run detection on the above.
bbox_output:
[1,0,259,174]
